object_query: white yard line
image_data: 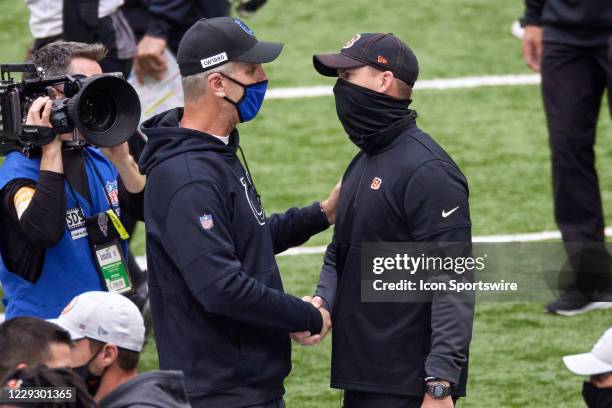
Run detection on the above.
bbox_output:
[132,226,612,269]
[266,74,541,100]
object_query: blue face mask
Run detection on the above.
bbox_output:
[222,75,268,122]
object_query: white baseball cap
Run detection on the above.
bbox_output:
[49,291,145,352]
[563,328,612,375]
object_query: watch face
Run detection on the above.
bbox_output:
[433,384,445,398]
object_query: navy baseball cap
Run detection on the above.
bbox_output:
[313,33,419,87]
[177,17,283,76]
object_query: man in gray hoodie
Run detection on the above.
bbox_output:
[51,291,190,408]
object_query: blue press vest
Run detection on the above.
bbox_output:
[0,148,128,319]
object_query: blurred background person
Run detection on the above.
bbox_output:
[0,317,72,380]
[563,328,612,408]
[126,0,269,83]
[128,0,230,83]
[521,0,612,316]
[23,0,136,77]
[51,291,189,408]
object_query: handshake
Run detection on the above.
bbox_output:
[291,296,332,346]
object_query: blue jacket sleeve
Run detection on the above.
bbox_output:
[162,180,323,334]
[267,202,330,255]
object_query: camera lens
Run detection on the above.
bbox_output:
[66,74,140,147]
[78,93,116,132]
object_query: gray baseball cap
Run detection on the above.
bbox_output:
[563,328,612,375]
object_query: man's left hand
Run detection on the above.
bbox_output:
[321,180,341,224]
[102,142,146,193]
[134,35,168,84]
[101,141,131,167]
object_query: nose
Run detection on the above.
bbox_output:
[255,64,267,82]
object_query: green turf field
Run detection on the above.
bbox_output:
[2,1,612,407]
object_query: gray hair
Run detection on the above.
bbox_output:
[31,41,108,78]
[181,62,235,103]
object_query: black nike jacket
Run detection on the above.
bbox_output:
[315,113,475,398]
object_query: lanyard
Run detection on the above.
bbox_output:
[237,145,263,210]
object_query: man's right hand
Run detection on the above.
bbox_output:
[26,96,52,128]
[290,296,331,346]
[522,25,543,72]
[27,97,63,170]
[134,35,168,84]
[26,96,61,151]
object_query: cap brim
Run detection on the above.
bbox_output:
[563,353,612,375]
[313,53,365,77]
[47,319,85,341]
[236,41,283,64]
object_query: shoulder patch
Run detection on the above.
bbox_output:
[200,214,214,230]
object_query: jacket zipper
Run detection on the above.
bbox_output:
[352,156,369,209]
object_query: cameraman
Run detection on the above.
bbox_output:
[0,41,146,320]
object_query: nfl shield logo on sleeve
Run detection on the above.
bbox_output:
[200,214,214,230]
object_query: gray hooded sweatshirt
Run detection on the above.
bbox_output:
[99,371,190,408]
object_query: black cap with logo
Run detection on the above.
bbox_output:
[177,17,283,76]
[313,33,419,87]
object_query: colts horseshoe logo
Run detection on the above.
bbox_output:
[240,177,266,226]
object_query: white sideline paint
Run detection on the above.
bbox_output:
[132,226,612,270]
[266,74,541,100]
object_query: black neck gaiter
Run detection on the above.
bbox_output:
[583,382,612,408]
[332,78,414,150]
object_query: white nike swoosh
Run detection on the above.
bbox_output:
[442,206,459,218]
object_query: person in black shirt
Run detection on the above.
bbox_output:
[296,33,475,408]
[522,0,612,315]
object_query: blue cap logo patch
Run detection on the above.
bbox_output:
[234,19,255,36]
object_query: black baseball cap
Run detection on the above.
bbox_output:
[177,17,283,76]
[313,33,419,87]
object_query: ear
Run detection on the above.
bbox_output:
[208,73,227,98]
[379,71,395,93]
[101,344,119,367]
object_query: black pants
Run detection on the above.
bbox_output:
[542,40,612,294]
[343,390,459,408]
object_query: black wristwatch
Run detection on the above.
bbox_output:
[425,377,451,400]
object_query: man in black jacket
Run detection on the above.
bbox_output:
[522,0,612,315]
[139,17,335,408]
[300,33,475,408]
